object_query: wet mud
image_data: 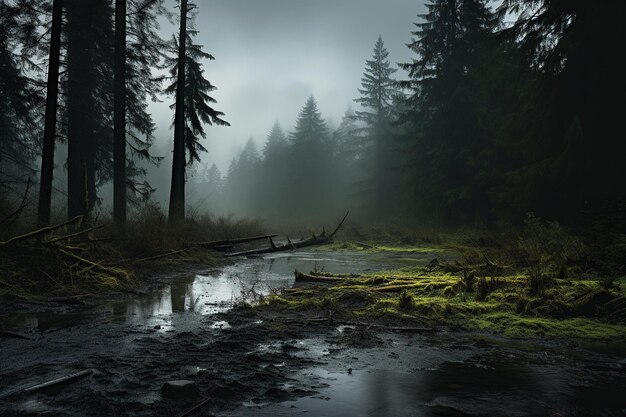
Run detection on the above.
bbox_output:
[1,251,624,416]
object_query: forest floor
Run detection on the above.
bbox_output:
[1,221,625,416]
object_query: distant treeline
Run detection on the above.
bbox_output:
[190,0,626,225]
[1,0,625,228]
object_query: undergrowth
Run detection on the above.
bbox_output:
[0,204,264,301]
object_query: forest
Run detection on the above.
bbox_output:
[1,0,625,416]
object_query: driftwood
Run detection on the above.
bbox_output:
[194,234,278,249]
[294,270,345,283]
[0,330,31,340]
[227,212,349,257]
[0,369,93,399]
[23,369,93,394]
[0,215,84,246]
[47,224,104,244]
[177,397,213,417]
[128,248,189,265]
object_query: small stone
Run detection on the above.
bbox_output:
[347,368,352,374]
[161,380,200,399]
[154,325,161,330]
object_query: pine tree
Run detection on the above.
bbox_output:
[354,36,397,130]
[353,36,398,215]
[223,138,260,216]
[258,121,288,216]
[0,0,44,209]
[65,0,115,219]
[206,163,223,196]
[165,0,229,222]
[37,0,63,227]
[114,0,167,224]
[113,0,127,224]
[399,0,496,223]
[495,0,626,220]
[287,96,332,219]
[332,108,360,206]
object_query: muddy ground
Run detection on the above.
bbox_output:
[1,308,625,417]
[1,252,625,417]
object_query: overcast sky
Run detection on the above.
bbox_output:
[149,0,427,173]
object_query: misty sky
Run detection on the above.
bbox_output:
[149,0,426,174]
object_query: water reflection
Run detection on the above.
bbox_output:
[254,355,625,417]
[1,250,431,332]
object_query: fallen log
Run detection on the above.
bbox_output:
[48,224,104,244]
[194,234,278,249]
[128,248,189,265]
[23,369,93,394]
[178,397,212,417]
[0,330,31,340]
[294,270,345,283]
[227,212,349,257]
[0,215,84,246]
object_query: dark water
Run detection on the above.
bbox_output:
[235,331,626,417]
[1,250,433,332]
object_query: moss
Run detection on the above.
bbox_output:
[256,257,626,343]
[318,241,445,255]
[468,312,626,341]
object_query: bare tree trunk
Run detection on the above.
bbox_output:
[37,0,63,227]
[113,0,127,225]
[66,0,96,220]
[168,0,188,223]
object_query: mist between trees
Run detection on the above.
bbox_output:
[1,0,625,230]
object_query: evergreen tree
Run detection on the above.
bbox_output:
[165,0,229,222]
[494,0,626,220]
[353,36,398,215]
[114,0,167,224]
[399,0,496,223]
[206,163,223,196]
[223,138,260,216]
[287,96,332,219]
[0,1,44,203]
[37,0,63,227]
[258,121,288,217]
[64,0,163,220]
[64,0,115,219]
[331,108,361,214]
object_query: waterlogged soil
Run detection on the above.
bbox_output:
[1,251,624,417]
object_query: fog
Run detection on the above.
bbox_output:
[145,0,425,208]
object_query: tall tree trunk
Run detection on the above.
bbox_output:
[66,0,97,220]
[168,0,188,223]
[113,0,127,225]
[37,0,63,227]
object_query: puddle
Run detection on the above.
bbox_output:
[1,250,433,332]
[234,340,626,417]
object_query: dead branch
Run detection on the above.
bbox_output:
[23,369,93,394]
[0,215,84,246]
[294,270,345,283]
[177,397,212,417]
[129,249,189,265]
[47,224,104,243]
[227,212,349,257]
[194,234,278,248]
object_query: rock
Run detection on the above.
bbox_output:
[161,380,200,399]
